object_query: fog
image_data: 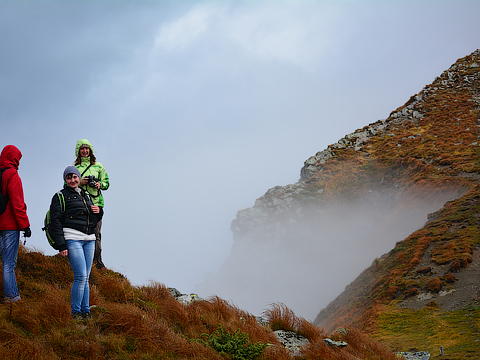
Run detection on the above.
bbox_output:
[1,1,479,322]
[196,187,463,320]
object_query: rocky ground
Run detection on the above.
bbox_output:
[399,246,480,311]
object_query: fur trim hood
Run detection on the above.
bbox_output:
[75,139,94,157]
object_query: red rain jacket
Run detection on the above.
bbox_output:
[0,145,30,230]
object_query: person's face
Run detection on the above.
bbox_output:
[65,173,80,188]
[80,146,90,157]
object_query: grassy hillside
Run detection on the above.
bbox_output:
[315,185,480,358]
[313,50,480,359]
[0,246,399,359]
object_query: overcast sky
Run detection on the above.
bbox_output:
[1,0,479,319]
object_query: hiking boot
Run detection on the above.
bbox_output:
[4,295,21,304]
[71,312,83,321]
[82,312,92,320]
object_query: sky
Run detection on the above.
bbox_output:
[1,0,480,320]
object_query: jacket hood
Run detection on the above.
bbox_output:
[0,145,22,170]
[75,139,94,157]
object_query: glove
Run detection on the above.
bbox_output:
[23,227,31,238]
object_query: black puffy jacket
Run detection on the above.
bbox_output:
[49,185,103,251]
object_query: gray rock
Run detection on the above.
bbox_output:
[255,316,269,326]
[176,293,203,305]
[168,287,203,305]
[397,351,430,360]
[274,330,309,357]
[323,338,348,347]
[168,287,182,297]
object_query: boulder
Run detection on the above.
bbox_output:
[168,287,203,305]
[274,330,309,357]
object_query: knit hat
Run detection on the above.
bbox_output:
[63,165,81,181]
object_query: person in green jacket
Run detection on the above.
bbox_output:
[74,139,110,269]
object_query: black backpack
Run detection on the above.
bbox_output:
[42,191,65,250]
[0,168,9,215]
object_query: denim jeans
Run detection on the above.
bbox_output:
[66,240,95,314]
[0,230,21,302]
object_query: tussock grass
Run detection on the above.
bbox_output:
[301,328,398,360]
[0,246,396,359]
[265,304,397,359]
[265,303,299,332]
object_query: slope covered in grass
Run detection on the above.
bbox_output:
[313,50,480,358]
[0,246,398,359]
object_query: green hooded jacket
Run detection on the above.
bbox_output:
[74,139,110,207]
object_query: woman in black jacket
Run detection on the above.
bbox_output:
[49,166,103,319]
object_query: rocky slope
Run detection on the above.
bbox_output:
[229,49,480,340]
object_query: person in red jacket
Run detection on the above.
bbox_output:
[0,145,31,303]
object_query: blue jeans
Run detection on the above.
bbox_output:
[0,230,21,302]
[66,240,95,314]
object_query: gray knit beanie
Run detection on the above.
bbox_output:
[63,165,81,181]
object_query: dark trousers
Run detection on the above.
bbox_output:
[93,219,105,269]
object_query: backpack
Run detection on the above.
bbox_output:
[42,191,65,250]
[0,168,9,215]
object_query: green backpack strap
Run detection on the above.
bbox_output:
[57,191,65,212]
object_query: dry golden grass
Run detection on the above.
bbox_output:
[264,303,300,332]
[0,246,399,359]
[264,303,399,359]
[299,327,399,359]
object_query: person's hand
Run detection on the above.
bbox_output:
[81,177,88,186]
[91,205,100,214]
[95,182,101,190]
[60,250,68,257]
[23,227,31,238]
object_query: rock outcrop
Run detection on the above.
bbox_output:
[233,49,480,250]
[219,50,480,322]
[204,50,480,333]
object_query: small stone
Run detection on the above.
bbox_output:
[323,338,348,347]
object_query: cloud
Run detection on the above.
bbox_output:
[152,2,347,71]
[224,3,342,69]
[154,4,221,51]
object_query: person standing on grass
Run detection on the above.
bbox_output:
[48,166,103,319]
[74,139,109,269]
[0,145,31,303]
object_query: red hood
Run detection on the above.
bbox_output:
[0,145,22,170]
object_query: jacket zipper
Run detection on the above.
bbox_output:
[81,194,90,230]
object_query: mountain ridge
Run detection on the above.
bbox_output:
[312,49,480,328]
[224,49,480,356]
